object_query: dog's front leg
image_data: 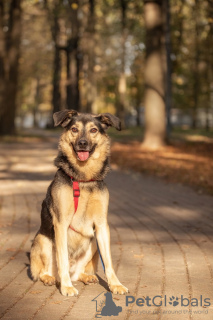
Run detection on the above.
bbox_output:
[54,224,78,296]
[96,223,128,294]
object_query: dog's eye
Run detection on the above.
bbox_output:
[71,127,78,133]
[90,128,97,133]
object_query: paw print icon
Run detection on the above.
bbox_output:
[169,296,179,306]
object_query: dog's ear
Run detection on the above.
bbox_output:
[53,109,78,128]
[95,113,121,131]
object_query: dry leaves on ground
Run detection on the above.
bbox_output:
[111,141,213,195]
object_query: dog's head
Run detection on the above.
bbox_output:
[53,110,121,163]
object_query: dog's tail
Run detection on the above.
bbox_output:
[30,240,44,281]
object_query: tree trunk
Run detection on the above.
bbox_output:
[0,0,6,120]
[66,2,80,111]
[66,38,80,111]
[52,45,61,115]
[142,0,166,149]
[51,3,62,117]
[33,78,40,128]
[86,0,96,113]
[163,0,172,138]
[44,0,62,126]
[206,0,213,132]
[192,0,200,129]
[0,0,22,135]
[117,0,128,127]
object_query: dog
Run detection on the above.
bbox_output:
[30,109,129,296]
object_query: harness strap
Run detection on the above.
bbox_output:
[69,176,105,272]
[71,177,95,214]
[72,180,80,213]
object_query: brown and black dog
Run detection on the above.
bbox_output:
[30,110,128,296]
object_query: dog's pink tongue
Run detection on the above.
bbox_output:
[77,151,89,161]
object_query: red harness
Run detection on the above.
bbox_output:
[69,177,95,232]
[69,176,106,272]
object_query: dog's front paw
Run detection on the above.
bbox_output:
[60,285,78,297]
[109,284,128,295]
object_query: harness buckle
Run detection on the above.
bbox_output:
[73,188,80,197]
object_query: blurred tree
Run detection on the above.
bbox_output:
[44,0,62,117]
[142,0,166,148]
[66,0,81,111]
[18,0,53,128]
[163,0,172,136]
[192,0,200,129]
[85,0,96,113]
[204,0,213,131]
[0,0,212,134]
[170,0,213,131]
[44,0,82,120]
[0,0,22,135]
[117,0,128,126]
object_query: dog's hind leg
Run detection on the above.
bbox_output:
[85,249,99,275]
[78,250,99,284]
[72,239,99,285]
[31,233,56,286]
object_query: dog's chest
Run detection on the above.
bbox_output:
[69,187,96,237]
[67,189,96,258]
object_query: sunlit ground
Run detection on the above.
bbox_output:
[0,127,212,195]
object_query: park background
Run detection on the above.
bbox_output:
[1,2,213,319]
[0,0,213,194]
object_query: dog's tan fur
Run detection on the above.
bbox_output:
[30,111,128,296]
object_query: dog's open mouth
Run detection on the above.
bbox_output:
[77,151,90,161]
[72,144,97,162]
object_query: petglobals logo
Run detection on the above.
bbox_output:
[126,295,211,308]
[92,292,211,318]
[92,291,122,318]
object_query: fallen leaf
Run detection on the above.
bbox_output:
[51,301,62,305]
[30,290,42,294]
[134,254,144,259]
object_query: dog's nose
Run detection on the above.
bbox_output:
[78,139,88,148]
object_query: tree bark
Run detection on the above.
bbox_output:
[192,0,200,129]
[207,0,213,131]
[52,45,61,115]
[52,3,62,117]
[33,77,40,128]
[163,0,172,137]
[66,1,80,111]
[0,0,22,135]
[44,0,62,126]
[85,0,96,113]
[66,37,80,111]
[0,0,6,120]
[142,0,166,149]
[117,0,128,127]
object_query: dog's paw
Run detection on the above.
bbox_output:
[109,284,128,295]
[80,274,99,285]
[40,275,56,286]
[60,285,78,297]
